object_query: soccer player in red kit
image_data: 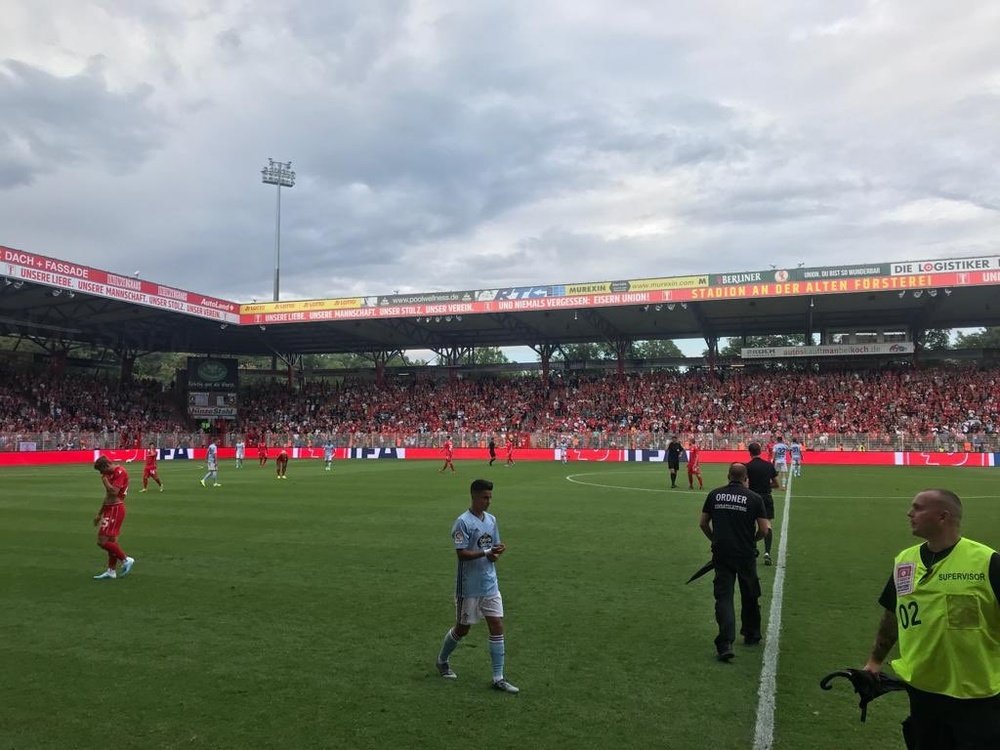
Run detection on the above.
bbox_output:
[258,442,268,467]
[92,456,135,580]
[140,442,163,492]
[440,437,456,473]
[687,440,703,490]
[504,436,515,467]
[275,449,289,479]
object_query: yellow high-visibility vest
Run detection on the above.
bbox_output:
[891,537,1000,698]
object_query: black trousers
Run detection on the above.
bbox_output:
[712,554,761,651]
[902,687,1000,749]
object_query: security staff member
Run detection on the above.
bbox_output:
[863,489,1000,749]
[699,463,770,662]
[666,436,684,488]
[745,442,779,566]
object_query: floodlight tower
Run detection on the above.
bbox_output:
[261,158,296,301]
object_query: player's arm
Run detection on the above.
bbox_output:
[699,512,713,541]
[94,474,112,524]
[456,548,500,561]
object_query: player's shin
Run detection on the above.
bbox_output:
[488,634,505,680]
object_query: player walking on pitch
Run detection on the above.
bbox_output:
[92,456,135,580]
[440,436,456,473]
[436,479,519,693]
[140,442,163,492]
[687,440,704,490]
[201,440,221,487]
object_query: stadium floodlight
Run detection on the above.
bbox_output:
[220,323,228,330]
[50,289,62,297]
[897,291,906,298]
[667,303,675,311]
[259,325,267,331]
[944,288,953,296]
[680,302,688,309]
[928,289,938,297]
[261,158,296,302]
[2,278,11,286]
[445,315,452,322]
[65,291,75,298]
[654,304,662,312]
[12,280,23,289]
[913,289,923,299]
[455,315,462,321]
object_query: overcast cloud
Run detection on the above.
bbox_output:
[1,0,998,304]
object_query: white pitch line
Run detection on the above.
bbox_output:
[753,472,794,750]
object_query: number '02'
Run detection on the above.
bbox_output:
[898,601,922,629]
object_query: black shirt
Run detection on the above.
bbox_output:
[745,457,777,497]
[666,440,683,462]
[878,543,1000,610]
[702,481,765,557]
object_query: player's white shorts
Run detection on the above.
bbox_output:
[456,593,504,625]
[776,460,788,473]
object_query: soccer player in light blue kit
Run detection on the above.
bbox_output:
[559,435,570,464]
[790,438,803,478]
[200,440,221,487]
[771,436,789,488]
[235,440,245,469]
[436,478,518,693]
[323,440,334,471]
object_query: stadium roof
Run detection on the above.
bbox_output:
[2,245,999,356]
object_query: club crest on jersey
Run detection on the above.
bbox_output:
[477,534,494,549]
[894,562,916,596]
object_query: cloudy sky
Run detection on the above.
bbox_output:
[1,0,998,305]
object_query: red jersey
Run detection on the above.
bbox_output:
[276,451,289,463]
[144,449,157,469]
[258,444,268,457]
[444,440,453,457]
[105,466,129,505]
[505,439,514,454]
[687,446,701,471]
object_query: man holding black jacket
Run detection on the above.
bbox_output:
[699,463,770,662]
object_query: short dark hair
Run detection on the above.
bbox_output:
[921,488,963,521]
[748,442,762,456]
[470,479,494,494]
[728,463,748,483]
[94,456,111,472]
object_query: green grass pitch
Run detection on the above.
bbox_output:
[1,459,997,749]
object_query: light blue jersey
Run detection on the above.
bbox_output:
[452,510,501,598]
[790,442,803,462]
[324,443,334,461]
[207,442,218,470]
[772,442,788,463]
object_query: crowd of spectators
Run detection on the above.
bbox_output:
[237,366,999,450]
[0,364,188,449]
[1,362,997,451]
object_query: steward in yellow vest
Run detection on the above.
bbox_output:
[863,489,1000,749]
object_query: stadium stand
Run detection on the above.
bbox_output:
[1,363,995,453]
